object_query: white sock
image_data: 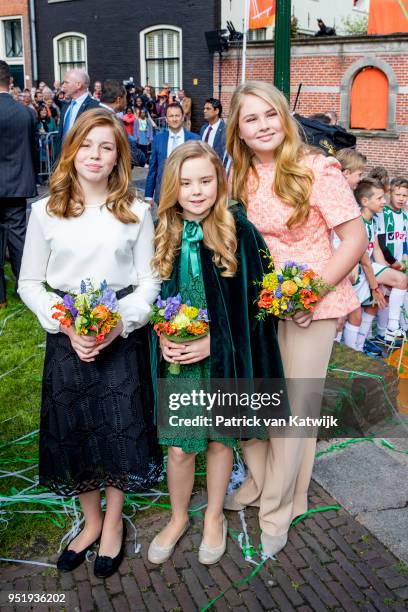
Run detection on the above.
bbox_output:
[356,312,375,351]
[377,306,389,337]
[335,331,343,343]
[401,293,408,331]
[388,288,406,330]
[343,322,360,350]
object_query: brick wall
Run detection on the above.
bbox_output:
[214,34,408,178]
[0,0,32,88]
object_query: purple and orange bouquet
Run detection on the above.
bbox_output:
[52,279,121,343]
[150,294,209,374]
[257,256,332,320]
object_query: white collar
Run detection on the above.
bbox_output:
[70,91,89,107]
[208,119,221,131]
[169,128,184,137]
[99,102,115,113]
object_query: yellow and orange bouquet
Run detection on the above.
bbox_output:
[150,294,209,374]
[52,279,121,343]
[257,257,333,320]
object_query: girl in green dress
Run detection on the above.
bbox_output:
[148,141,287,566]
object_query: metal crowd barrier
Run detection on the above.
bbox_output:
[38,131,59,179]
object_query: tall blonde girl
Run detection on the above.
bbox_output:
[224,81,368,556]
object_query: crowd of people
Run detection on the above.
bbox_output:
[1,57,408,581]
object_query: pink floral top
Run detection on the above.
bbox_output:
[246,154,361,319]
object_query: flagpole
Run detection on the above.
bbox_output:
[242,0,250,83]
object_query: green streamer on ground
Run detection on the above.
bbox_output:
[200,557,267,612]
[316,438,374,458]
[290,505,340,526]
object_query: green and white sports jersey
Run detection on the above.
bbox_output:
[377,206,408,261]
[353,217,377,287]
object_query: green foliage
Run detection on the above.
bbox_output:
[339,15,368,36]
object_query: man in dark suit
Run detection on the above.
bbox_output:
[55,68,100,157]
[0,61,37,307]
[200,98,226,161]
[145,103,200,204]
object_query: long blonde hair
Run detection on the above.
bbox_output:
[153,141,237,279]
[47,108,138,223]
[226,81,313,229]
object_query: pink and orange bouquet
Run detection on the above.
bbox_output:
[52,279,121,343]
[257,257,332,320]
[150,294,209,374]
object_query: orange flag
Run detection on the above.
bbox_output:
[368,0,408,34]
[249,0,276,30]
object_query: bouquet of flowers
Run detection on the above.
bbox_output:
[257,257,332,320]
[52,279,121,343]
[150,294,209,375]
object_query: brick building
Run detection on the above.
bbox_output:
[34,0,220,128]
[214,33,408,177]
[0,0,33,89]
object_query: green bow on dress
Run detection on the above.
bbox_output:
[180,220,204,283]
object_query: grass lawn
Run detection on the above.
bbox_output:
[0,263,207,560]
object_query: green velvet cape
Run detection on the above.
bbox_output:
[150,203,288,419]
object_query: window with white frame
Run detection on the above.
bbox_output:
[53,33,87,82]
[141,27,181,90]
[3,18,23,58]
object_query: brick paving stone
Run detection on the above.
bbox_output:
[112,593,131,612]
[356,562,395,598]
[121,575,145,610]
[299,530,332,563]
[269,567,304,606]
[172,549,189,569]
[359,603,377,612]
[283,542,308,569]
[162,560,180,585]
[118,558,133,576]
[150,571,178,611]
[184,551,215,589]
[72,563,89,582]
[303,520,336,551]
[269,586,296,611]
[141,590,165,611]
[77,581,94,612]
[250,576,276,609]
[393,586,408,600]
[173,582,197,610]
[364,587,395,612]
[297,607,313,612]
[287,529,306,549]
[329,515,348,528]
[92,584,114,611]
[326,562,365,602]
[59,571,74,590]
[275,552,305,585]
[301,568,339,608]
[219,556,248,589]
[129,558,151,590]
[328,528,361,561]
[182,568,210,609]
[312,511,330,530]
[104,572,122,595]
[332,550,370,588]
[298,548,331,581]
[67,588,80,610]
[325,580,360,611]
[208,565,243,608]
[298,585,329,612]
[240,589,265,612]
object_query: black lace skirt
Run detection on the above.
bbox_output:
[39,327,162,496]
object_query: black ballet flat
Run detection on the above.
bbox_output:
[94,520,127,579]
[57,534,100,572]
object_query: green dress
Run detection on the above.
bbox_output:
[159,220,235,453]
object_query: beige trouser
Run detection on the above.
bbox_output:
[235,318,337,536]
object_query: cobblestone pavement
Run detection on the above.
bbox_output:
[1,481,408,611]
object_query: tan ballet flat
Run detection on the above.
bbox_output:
[261,531,288,557]
[147,521,190,564]
[198,516,228,565]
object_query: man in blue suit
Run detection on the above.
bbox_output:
[55,68,100,158]
[200,98,226,161]
[145,103,199,204]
